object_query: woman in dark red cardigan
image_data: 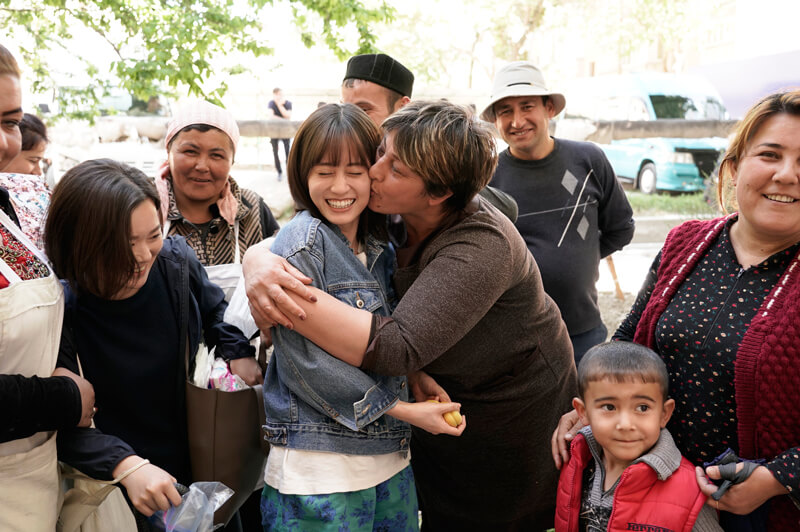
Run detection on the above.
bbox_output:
[554,90,800,530]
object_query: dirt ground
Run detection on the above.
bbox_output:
[599,290,638,339]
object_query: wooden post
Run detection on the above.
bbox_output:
[606,255,625,300]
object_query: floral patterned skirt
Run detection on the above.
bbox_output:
[260,465,418,531]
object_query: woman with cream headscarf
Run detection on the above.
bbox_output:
[156,100,274,530]
[157,100,280,301]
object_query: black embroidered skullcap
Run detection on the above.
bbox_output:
[344,54,414,98]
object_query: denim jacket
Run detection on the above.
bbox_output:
[263,210,410,455]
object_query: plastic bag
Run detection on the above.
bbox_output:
[148,482,233,532]
[192,344,215,388]
[193,346,248,392]
[209,358,248,391]
[224,262,263,340]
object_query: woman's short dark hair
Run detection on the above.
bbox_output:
[382,100,498,212]
[20,113,47,151]
[287,103,385,242]
[45,158,161,299]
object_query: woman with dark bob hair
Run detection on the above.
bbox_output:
[242,101,577,530]
[47,159,254,530]
[554,89,800,530]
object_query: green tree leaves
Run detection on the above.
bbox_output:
[1,0,393,119]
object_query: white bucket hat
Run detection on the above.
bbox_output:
[480,62,566,122]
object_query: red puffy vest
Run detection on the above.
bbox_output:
[555,433,706,532]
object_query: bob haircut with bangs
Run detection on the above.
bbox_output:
[287,103,385,242]
[45,158,162,299]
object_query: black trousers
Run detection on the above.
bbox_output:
[270,138,290,174]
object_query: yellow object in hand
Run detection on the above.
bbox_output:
[427,399,462,427]
[443,410,463,427]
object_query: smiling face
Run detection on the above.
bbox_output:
[493,95,555,161]
[733,113,800,246]
[0,74,23,171]
[5,140,45,175]
[307,145,371,247]
[167,127,234,211]
[575,379,674,472]
[113,200,163,300]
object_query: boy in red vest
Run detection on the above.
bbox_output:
[555,342,721,532]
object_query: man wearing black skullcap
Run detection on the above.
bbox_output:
[342,53,413,126]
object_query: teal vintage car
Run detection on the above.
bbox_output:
[561,73,729,194]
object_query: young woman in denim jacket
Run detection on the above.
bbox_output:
[260,104,464,531]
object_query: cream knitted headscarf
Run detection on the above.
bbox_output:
[159,100,240,225]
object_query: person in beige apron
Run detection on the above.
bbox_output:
[0,207,64,530]
[153,102,276,529]
[0,44,95,531]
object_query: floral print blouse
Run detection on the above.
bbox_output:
[0,172,51,249]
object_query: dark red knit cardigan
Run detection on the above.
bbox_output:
[633,215,800,529]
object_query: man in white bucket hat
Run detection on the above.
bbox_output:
[481,61,634,362]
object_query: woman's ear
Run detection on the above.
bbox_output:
[725,155,739,188]
[427,190,453,207]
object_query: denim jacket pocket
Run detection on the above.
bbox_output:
[328,283,384,313]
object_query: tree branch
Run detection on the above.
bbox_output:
[62,6,124,59]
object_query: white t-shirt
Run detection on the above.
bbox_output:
[265,446,410,495]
